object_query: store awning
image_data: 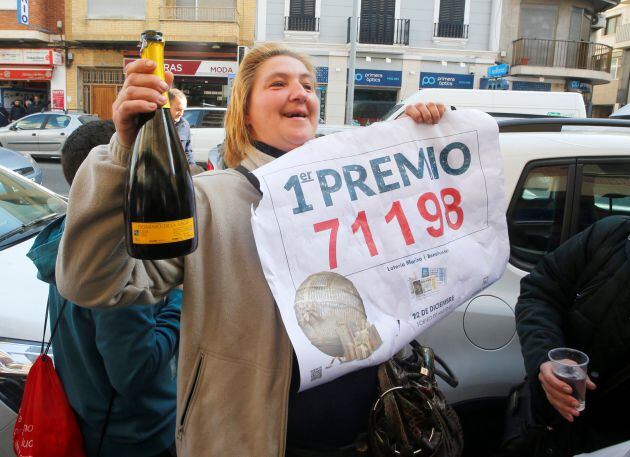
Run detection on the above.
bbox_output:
[0,67,53,81]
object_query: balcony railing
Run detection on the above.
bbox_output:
[284,15,320,32]
[513,38,613,72]
[159,6,237,22]
[433,22,469,39]
[346,16,410,45]
[617,23,630,43]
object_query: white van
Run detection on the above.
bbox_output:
[383,89,587,121]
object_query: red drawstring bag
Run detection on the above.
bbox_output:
[13,354,86,457]
[13,298,87,457]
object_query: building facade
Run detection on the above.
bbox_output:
[0,0,65,113]
[63,0,257,119]
[257,0,503,124]
[591,0,630,117]
[498,0,619,113]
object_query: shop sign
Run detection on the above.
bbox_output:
[567,80,591,93]
[354,69,401,87]
[0,49,52,66]
[52,90,64,110]
[316,67,328,84]
[512,81,551,92]
[18,0,28,25]
[420,72,474,89]
[124,58,238,77]
[53,50,63,66]
[0,67,52,80]
[487,64,509,78]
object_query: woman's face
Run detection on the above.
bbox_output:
[246,55,319,152]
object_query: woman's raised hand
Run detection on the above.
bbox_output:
[404,102,447,125]
[112,59,174,148]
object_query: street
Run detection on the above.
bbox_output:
[37,158,69,196]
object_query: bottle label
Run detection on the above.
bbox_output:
[131,218,195,244]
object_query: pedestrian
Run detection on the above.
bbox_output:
[55,42,446,456]
[10,99,26,121]
[168,88,194,165]
[510,215,630,455]
[24,99,32,114]
[0,106,8,127]
[30,94,44,113]
[28,119,181,457]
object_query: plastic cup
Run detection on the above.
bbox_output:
[548,347,589,412]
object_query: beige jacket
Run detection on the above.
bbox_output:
[56,134,293,456]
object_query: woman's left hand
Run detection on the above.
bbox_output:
[404,102,447,124]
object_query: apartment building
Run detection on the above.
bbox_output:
[499,0,619,113]
[64,0,256,119]
[257,0,503,124]
[591,0,630,117]
[0,0,65,111]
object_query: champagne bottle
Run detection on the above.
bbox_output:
[124,30,198,260]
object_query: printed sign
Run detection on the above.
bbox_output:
[316,66,329,84]
[0,68,52,80]
[17,0,28,25]
[251,110,509,390]
[0,49,52,66]
[52,90,64,110]
[420,72,474,89]
[354,69,402,87]
[123,58,238,77]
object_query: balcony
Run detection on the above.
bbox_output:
[346,16,410,46]
[159,6,237,22]
[511,38,614,84]
[433,22,469,40]
[616,23,630,49]
[284,15,320,32]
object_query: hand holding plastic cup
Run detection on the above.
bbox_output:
[548,348,589,411]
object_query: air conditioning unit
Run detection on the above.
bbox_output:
[592,14,606,30]
[238,46,249,64]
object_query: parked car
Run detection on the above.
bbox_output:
[0,146,42,184]
[0,165,67,455]
[417,117,630,453]
[0,111,99,159]
[183,106,227,165]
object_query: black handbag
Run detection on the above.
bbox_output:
[368,341,464,457]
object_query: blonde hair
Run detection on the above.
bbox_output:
[223,43,316,168]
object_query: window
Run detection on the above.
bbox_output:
[435,0,468,38]
[286,0,318,31]
[199,110,225,128]
[605,15,621,36]
[508,164,569,267]
[518,4,558,40]
[576,162,630,232]
[87,0,145,19]
[15,114,46,130]
[44,115,70,129]
[611,56,622,80]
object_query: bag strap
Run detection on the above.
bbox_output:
[96,393,116,457]
[40,299,68,356]
[234,165,262,196]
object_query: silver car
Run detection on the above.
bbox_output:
[0,146,42,183]
[0,112,99,159]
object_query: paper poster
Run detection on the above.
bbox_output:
[251,110,509,390]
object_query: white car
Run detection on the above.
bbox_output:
[0,165,66,455]
[183,107,227,166]
[0,112,99,159]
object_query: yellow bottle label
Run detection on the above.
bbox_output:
[131,218,194,244]
[140,39,170,108]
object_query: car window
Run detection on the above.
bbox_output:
[78,115,99,124]
[576,162,630,232]
[15,114,46,130]
[183,110,199,127]
[44,114,71,129]
[509,164,569,267]
[200,110,225,128]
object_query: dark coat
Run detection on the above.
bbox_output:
[10,105,26,121]
[516,215,630,452]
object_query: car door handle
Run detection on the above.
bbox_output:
[31,133,36,136]
[60,132,65,136]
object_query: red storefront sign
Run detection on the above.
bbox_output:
[52,90,65,110]
[0,67,53,80]
[123,58,238,78]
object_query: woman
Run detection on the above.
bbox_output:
[56,43,446,456]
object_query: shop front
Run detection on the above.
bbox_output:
[419,72,474,90]
[123,58,238,107]
[316,66,328,123]
[352,69,401,125]
[0,48,62,112]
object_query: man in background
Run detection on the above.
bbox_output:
[168,88,194,166]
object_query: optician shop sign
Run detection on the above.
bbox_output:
[123,58,238,77]
[353,69,402,87]
[420,72,474,89]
